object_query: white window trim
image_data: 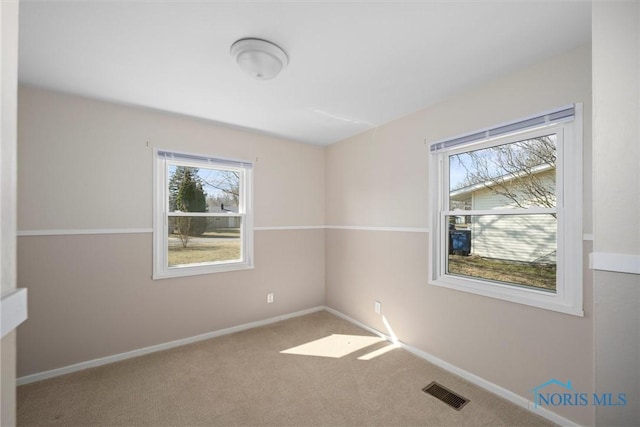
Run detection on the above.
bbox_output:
[153,149,254,280]
[428,104,583,316]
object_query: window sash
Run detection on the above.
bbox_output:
[168,212,246,218]
[442,208,556,216]
[438,129,561,275]
[442,126,562,213]
[167,216,245,269]
[164,157,247,216]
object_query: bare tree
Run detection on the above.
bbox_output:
[201,171,240,204]
[452,136,557,212]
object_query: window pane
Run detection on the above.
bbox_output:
[168,165,240,213]
[168,216,241,267]
[446,214,556,292]
[449,135,556,210]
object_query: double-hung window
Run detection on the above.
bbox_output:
[429,105,583,316]
[153,150,253,279]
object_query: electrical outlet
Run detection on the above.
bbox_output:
[267,293,274,304]
[374,301,381,314]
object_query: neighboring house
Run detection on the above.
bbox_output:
[208,201,241,230]
[169,201,240,235]
[450,167,556,263]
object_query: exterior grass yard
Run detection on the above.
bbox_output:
[168,229,241,266]
[448,255,556,291]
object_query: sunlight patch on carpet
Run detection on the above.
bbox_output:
[280,334,384,358]
[357,343,399,361]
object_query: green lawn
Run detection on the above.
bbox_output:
[448,255,556,291]
[168,229,241,266]
[200,229,240,239]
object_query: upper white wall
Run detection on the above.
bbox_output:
[17,86,325,231]
[327,44,593,233]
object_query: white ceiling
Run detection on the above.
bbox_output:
[18,1,591,145]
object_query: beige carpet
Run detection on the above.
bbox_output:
[17,310,554,426]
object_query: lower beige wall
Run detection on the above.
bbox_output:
[1,333,17,427]
[326,229,594,425]
[594,271,640,426]
[17,229,324,377]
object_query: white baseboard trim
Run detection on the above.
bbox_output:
[17,306,324,386]
[324,306,580,427]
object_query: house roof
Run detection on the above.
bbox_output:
[449,163,553,201]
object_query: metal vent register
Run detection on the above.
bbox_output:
[422,382,470,411]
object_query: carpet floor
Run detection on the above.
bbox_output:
[17,310,555,426]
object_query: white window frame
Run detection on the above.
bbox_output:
[153,149,254,279]
[429,105,583,316]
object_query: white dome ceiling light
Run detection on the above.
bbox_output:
[230,38,288,80]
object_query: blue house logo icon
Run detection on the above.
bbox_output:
[531,379,574,408]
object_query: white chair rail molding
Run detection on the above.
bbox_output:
[1,288,28,338]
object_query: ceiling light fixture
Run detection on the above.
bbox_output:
[230,38,288,81]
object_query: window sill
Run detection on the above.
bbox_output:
[153,262,254,280]
[429,275,584,317]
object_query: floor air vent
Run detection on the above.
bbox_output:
[422,382,469,411]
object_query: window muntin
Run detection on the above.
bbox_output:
[154,151,253,279]
[430,105,583,316]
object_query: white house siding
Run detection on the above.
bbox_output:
[470,185,557,263]
[207,201,240,230]
[208,216,240,229]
